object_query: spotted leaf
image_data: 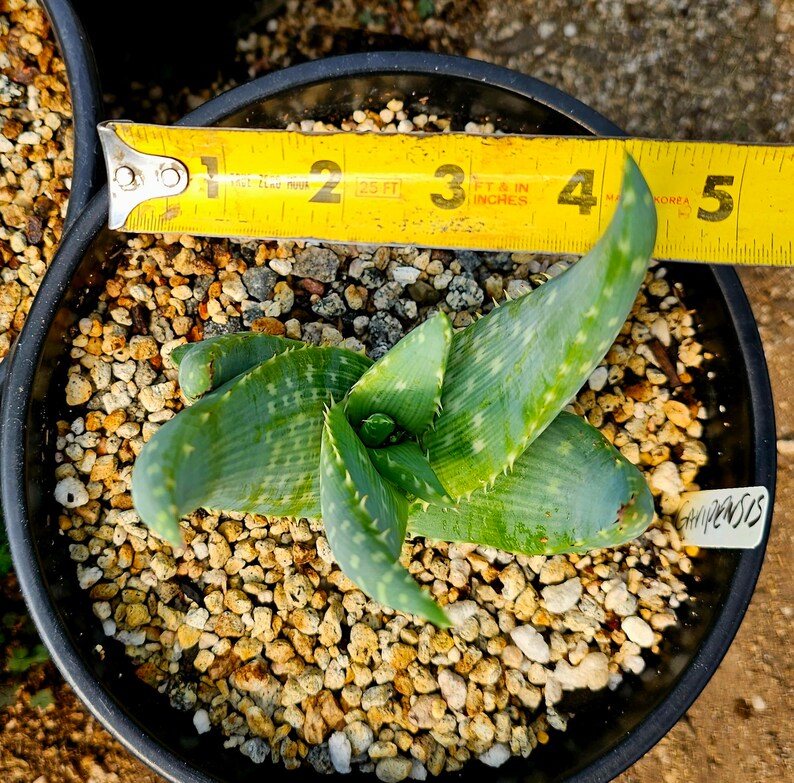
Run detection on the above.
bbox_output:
[321,403,450,626]
[131,346,371,545]
[423,156,657,498]
[171,332,308,403]
[345,312,452,435]
[368,441,452,506]
[410,411,654,554]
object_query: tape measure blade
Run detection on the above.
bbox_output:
[104,122,794,266]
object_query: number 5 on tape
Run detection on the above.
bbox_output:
[98,121,794,266]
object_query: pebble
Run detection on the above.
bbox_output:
[445,275,484,310]
[242,267,277,300]
[240,738,269,764]
[604,582,638,616]
[510,625,551,663]
[329,731,352,773]
[392,266,421,285]
[344,720,374,757]
[622,616,655,648]
[438,669,467,711]
[54,476,89,508]
[479,743,511,767]
[376,757,413,782]
[293,247,340,282]
[193,709,211,734]
[541,578,583,614]
[588,365,609,392]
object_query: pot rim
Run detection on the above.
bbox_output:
[0,51,777,783]
[41,0,104,232]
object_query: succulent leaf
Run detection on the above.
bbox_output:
[321,404,450,626]
[131,345,371,544]
[410,411,654,554]
[423,156,657,498]
[323,403,409,559]
[171,332,307,403]
[367,442,453,506]
[359,413,397,448]
[346,312,452,435]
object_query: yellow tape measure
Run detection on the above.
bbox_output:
[98,121,794,265]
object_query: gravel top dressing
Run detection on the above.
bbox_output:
[0,0,75,363]
[54,107,710,779]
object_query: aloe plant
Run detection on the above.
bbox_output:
[131,156,657,626]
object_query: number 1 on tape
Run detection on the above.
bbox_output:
[99,121,794,266]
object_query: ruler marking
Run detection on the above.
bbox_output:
[734,149,750,250]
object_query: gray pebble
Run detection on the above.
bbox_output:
[507,279,533,299]
[240,738,269,764]
[484,252,513,272]
[352,315,370,336]
[192,275,214,301]
[360,268,387,289]
[373,281,403,310]
[241,301,268,326]
[446,275,484,310]
[312,292,346,319]
[204,317,242,337]
[242,267,278,300]
[293,247,340,282]
[393,299,418,322]
[456,251,482,274]
[369,313,404,357]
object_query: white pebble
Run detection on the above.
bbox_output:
[649,461,685,496]
[478,743,511,768]
[622,616,655,648]
[751,694,767,712]
[445,600,479,626]
[17,131,41,144]
[604,582,638,616]
[541,578,582,614]
[193,709,211,734]
[55,476,89,508]
[553,652,610,691]
[588,365,609,392]
[269,258,292,276]
[392,266,421,285]
[115,629,146,646]
[650,316,671,346]
[510,625,551,663]
[438,668,467,711]
[328,731,352,773]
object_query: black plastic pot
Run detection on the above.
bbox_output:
[0,53,776,783]
[41,0,103,231]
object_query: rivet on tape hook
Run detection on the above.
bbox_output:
[98,121,189,230]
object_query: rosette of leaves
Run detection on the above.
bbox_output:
[131,156,657,626]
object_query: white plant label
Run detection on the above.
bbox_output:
[675,486,769,549]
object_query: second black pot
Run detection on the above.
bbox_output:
[0,52,775,783]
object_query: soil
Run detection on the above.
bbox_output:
[1,1,792,782]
